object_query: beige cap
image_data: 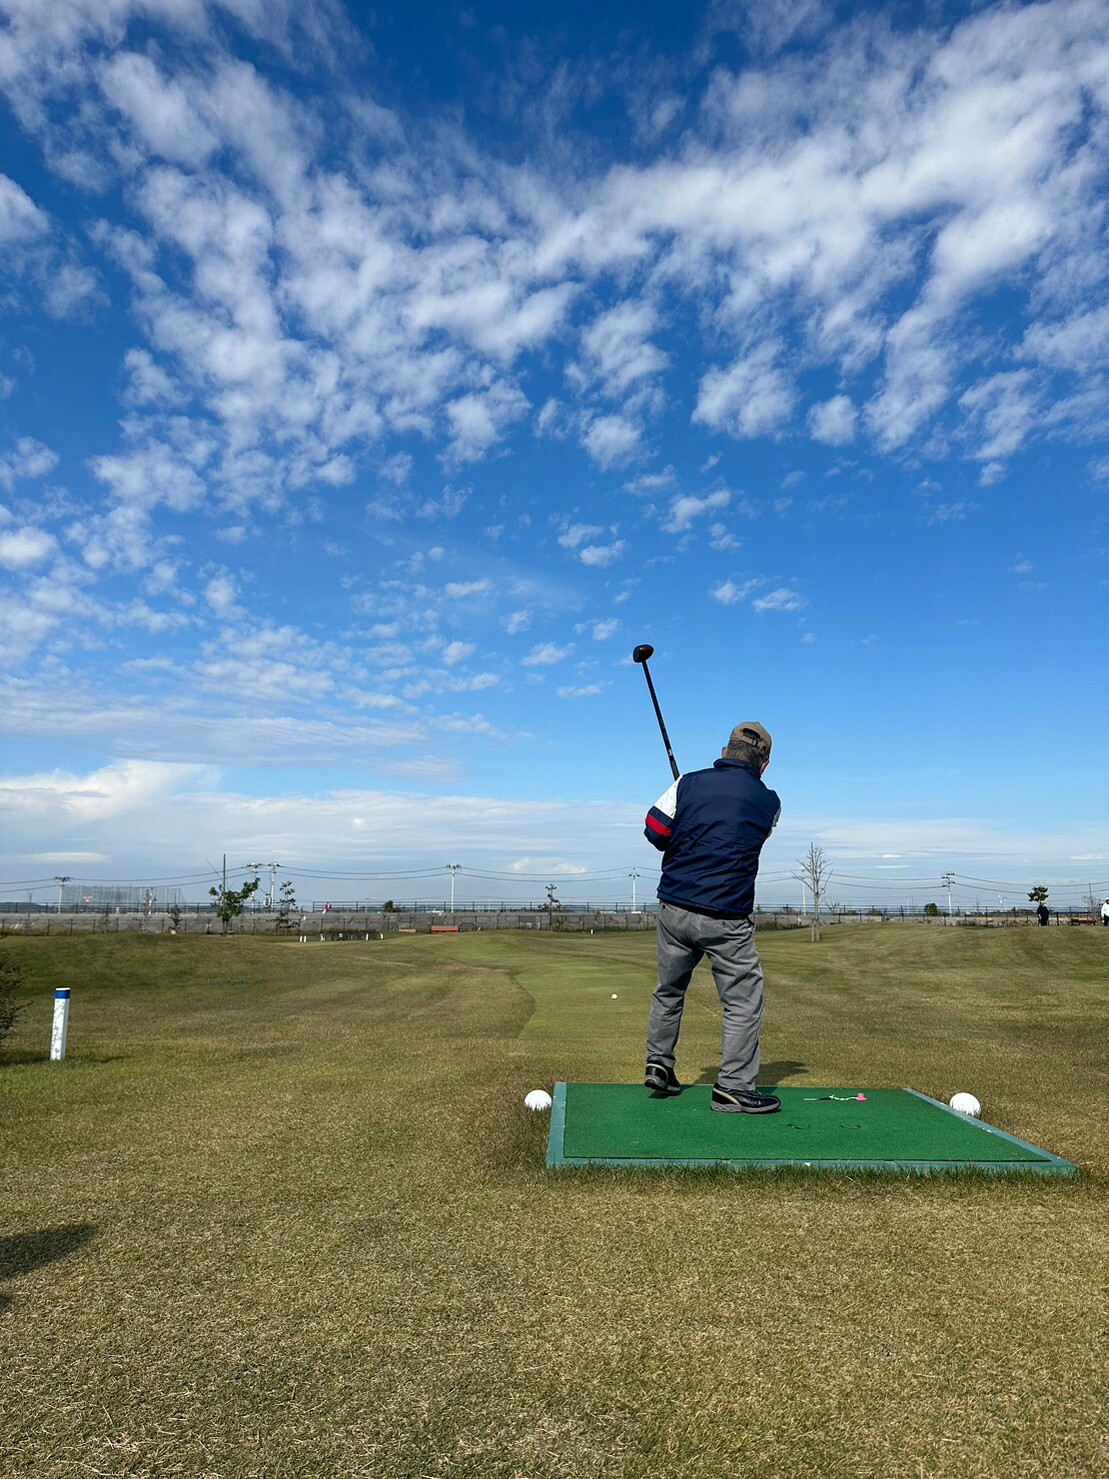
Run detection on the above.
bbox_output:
[727,722,772,759]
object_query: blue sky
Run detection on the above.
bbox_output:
[1,0,1107,910]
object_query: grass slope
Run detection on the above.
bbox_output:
[1,927,1106,1478]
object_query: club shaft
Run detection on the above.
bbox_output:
[639,661,680,780]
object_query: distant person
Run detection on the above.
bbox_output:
[642,722,782,1114]
[1036,902,1050,927]
[1101,898,1109,926]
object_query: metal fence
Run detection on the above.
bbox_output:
[1,905,1104,936]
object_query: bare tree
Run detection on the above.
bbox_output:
[545,882,567,931]
[794,843,833,942]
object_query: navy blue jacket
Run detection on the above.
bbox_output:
[644,759,781,918]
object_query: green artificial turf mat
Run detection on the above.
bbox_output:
[547,1084,1077,1175]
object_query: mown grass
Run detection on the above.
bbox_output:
[1,925,1106,1478]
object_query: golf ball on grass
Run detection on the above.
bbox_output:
[950,1092,981,1117]
[524,1089,552,1112]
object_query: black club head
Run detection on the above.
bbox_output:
[632,644,654,664]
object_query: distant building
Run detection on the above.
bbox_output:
[61,884,184,913]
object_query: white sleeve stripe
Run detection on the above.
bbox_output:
[653,779,679,820]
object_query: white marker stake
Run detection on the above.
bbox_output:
[50,987,70,1061]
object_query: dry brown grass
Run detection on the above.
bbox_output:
[1,926,1106,1477]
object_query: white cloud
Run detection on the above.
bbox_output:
[0,436,59,489]
[591,619,620,640]
[752,586,806,613]
[444,579,493,598]
[624,468,676,496]
[204,574,242,618]
[694,344,796,439]
[2,770,626,876]
[709,523,742,551]
[808,394,857,445]
[441,640,475,666]
[711,579,760,605]
[578,541,626,567]
[724,0,835,56]
[569,300,667,404]
[445,382,529,461]
[379,452,412,486]
[0,760,215,824]
[662,490,731,533]
[558,523,603,550]
[417,486,467,520]
[960,371,1038,461]
[926,502,974,523]
[557,683,605,698]
[521,642,573,666]
[581,414,642,468]
[0,526,58,570]
[90,441,207,512]
[0,173,48,242]
[509,858,588,875]
[1022,305,1109,374]
[98,51,220,168]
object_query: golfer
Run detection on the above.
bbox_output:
[643,722,781,1114]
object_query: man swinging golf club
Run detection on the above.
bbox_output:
[642,711,782,1114]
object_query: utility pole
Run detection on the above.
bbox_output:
[629,867,639,911]
[265,861,281,910]
[941,872,954,921]
[447,863,461,912]
[54,875,71,913]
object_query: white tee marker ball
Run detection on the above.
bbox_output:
[611,993,618,999]
[950,1092,981,1117]
[524,1089,552,1112]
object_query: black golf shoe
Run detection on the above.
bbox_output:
[644,1062,683,1095]
[711,1085,781,1114]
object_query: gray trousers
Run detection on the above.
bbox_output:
[646,901,764,1092]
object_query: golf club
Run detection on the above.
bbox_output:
[632,644,680,780]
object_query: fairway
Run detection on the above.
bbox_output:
[1,924,1107,1478]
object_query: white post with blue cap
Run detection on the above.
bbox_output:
[50,988,70,1061]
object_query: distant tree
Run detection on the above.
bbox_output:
[545,883,567,931]
[382,900,395,913]
[209,870,261,934]
[793,843,833,942]
[167,903,183,931]
[924,902,940,917]
[275,879,299,932]
[1027,885,1049,906]
[0,955,29,1045]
